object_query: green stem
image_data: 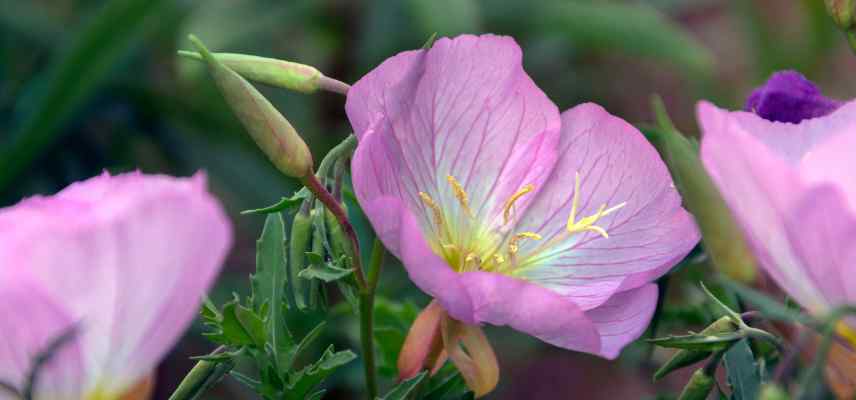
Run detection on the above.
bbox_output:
[302,173,367,290]
[168,347,234,400]
[360,239,386,399]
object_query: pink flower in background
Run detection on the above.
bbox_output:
[699,97,856,325]
[0,172,232,400]
[346,33,698,390]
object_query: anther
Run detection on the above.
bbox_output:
[508,231,542,255]
[502,184,535,224]
[446,175,473,217]
[419,191,445,228]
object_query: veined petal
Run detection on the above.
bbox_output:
[717,99,856,164]
[783,185,856,311]
[698,101,827,312]
[800,130,856,214]
[347,34,561,236]
[458,271,600,353]
[0,172,232,398]
[511,103,697,310]
[0,283,83,400]
[585,284,658,359]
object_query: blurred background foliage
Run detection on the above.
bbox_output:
[1,0,855,398]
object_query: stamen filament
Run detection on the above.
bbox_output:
[447,175,473,217]
[502,184,535,224]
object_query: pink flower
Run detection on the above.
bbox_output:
[346,33,698,376]
[0,172,232,399]
[699,98,856,321]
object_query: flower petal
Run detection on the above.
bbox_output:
[800,130,856,213]
[458,271,601,353]
[346,34,561,234]
[713,99,856,164]
[783,185,856,311]
[0,283,83,399]
[698,101,827,311]
[585,283,658,359]
[0,172,232,396]
[511,103,697,310]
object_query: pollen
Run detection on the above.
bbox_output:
[502,184,535,224]
[566,172,626,239]
[508,231,542,255]
[419,191,445,228]
[446,175,473,217]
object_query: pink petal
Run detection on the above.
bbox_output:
[714,99,856,164]
[0,171,232,396]
[0,283,83,399]
[458,271,601,353]
[783,185,856,311]
[346,34,561,231]
[585,284,658,359]
[799,130,856,213]
[698,101,827,311]
[511,103,698,310]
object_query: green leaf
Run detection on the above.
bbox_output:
[374,298,420,377]
[0,0,173,191]
[654,317,737,381]
[719,277,811,324]
[421,365,472,400]
[251,213,293,369]
[286,346,357,400]
[298,259,354,282]
[537,1,714,77]
[203,298,262,347]
[242,188,311,215]
[282,321,327,371]
[723,339,760,400]
[378,371,428,400]
[648,331,744,352]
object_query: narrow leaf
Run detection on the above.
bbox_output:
[723,339,761,400]
[378,371,428,400]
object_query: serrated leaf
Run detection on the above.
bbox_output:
[282,321,327,371]
[723,339,760,400]
[203,299,256,346]
[719,277,811,324]
[242,187,311,215]
[654,317,737,381]
[378,371,428,400]
[285,346,357,400]
[251,212,293,370]
[648,331,743,351]
[233,302,267,348]
[298,261,354,283]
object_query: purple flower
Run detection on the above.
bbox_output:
[0,172,232,399]
[745,70,843,123]
[346,34,698,365]
[699,97,856,328]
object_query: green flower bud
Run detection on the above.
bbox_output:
[178,50,349,94]
[648,97,757,283]
[289,201,314,310]
[655,316,737,381]
[188,35,313,178]
[325,206,352,260]
[826,0,856,30]
[759,383,790,400]
[677,368,715,400]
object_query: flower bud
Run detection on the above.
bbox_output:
[289,201,314,310]
[826,0,856,30]
[325,206,353,260]
[648,97,757,283]
[178,50,349,94]
[759,383,790,400]
[677,368,715,400]
[188,35,313,178]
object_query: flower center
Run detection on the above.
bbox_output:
[418,173,626,275]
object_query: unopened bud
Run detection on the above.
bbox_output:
[827,0,856,30]
[677,368,715,400]
[187,35,313,178]
[289,201,314,310]
[325,207,352,260]
[179,50,349,95]
[759,383,790,400]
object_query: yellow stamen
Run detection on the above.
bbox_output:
[420,191,444,228]
[492,254,505,264]
[446,175,473,217]
[463,252,481,272]
[566,172,626,239]
[508,231,542,255]
[502,184,535,224]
